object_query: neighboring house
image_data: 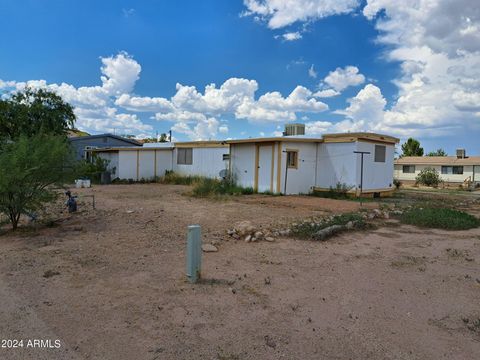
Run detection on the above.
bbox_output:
[93,141,229,180]
[69,134,142,160]
[394,152,480,187]
[228,132,399,196]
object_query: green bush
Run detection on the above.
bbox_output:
[401,207,480,230]
[415,167,441,187]
[192,177,254,197]
[0,135,76,230]
[76,155,110,183]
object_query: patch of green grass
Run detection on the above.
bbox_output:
[191,178,254,197]
[160,171,203,185]
[401,207,480,230]
[290,213,366,239]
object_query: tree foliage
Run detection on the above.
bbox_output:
[426,148,447,156]
[77,155,110,183]
[0,135,76,230]
[0,88,75,141]
[401,138,424,157]
[415,167,441,187]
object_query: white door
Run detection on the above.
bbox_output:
[257,145,273,192]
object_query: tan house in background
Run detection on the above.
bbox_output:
[394,150,480,187]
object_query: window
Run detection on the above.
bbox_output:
[286,150,298,169]
[177,148,193,165]
[222,153,230,161]
[374,145,386,163]
[402,165,415,173]
[441,166,463,175]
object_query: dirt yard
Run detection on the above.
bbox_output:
[0,184,479,360]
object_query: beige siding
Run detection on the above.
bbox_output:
[394,164,474,183]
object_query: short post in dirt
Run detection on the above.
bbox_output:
[186,225,202,283]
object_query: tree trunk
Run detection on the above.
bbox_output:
[9,211,20,231]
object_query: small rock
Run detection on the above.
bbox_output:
[227,229,235,236]
[126,210,135,214]
[265,237,275,242]
[346,221,355,230]
[264,276,271,285]
[229,287,237,294]
[201,244,218,252]
[232,233,240,240]
[235,221,256,236]
[264,335,276,349]
[43,270,60,278]
[244,235,252,242]
[254,231,264,240]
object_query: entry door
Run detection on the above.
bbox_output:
[257,144,273,192]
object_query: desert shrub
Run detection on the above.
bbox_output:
[160,171,203,185]
[290,213,366,239]
[415,167,441,187]
[311,182,354,199]
[192,177,254,197]
[393,179,402,189]
[0,135,76,230]
[401,207,480,230]
[76,155,110,183]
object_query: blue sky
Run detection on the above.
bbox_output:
[1,0,479,155]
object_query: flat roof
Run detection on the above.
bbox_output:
[227,136,324,144]
[395,156,480,166]
[227,132,399,145]
[322,132,399,144]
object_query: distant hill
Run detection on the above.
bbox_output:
[67,129,90,137]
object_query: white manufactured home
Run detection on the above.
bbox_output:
[228,132,399,196]
[93,141,229,181]
[394,154,480,187]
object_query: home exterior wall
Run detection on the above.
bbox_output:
[173,147,229,178]
[97,152,119,177]
[231,139,395,195]
[355,141,395,191]
[279,142,317,195]
[315,142,357,190]
[231,143,256,189]
[394,164,475,183]
[118,151,138,180]
[138,151,155,180]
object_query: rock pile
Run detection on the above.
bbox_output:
[227,221,276,243]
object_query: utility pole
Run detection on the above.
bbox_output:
[353,151,370,197]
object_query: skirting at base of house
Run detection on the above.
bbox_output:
[312,187,395,198]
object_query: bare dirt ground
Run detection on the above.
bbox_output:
[0,184,479,360]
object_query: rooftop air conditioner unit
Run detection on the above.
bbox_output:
[456,148,466,159]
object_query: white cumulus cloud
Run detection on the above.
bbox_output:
[323,66,365,92]
[242,0,360,29]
